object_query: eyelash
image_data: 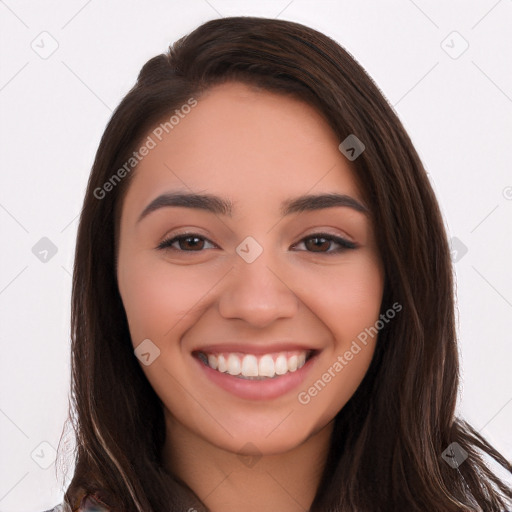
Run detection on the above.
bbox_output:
[156,232,357,254]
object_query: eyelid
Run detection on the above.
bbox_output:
[290,232,358,254]
[156,230,218,251]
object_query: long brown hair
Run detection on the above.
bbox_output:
[60,16,512,511]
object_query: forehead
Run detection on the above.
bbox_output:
[121,81,363,221]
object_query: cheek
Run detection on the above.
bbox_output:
[119,247,384,346]
[297,252,384,340]
[330,266,383,340]
[117,246,384,446]
[117,254,214,345]
[294,254,383,421]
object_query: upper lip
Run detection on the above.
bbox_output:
[192,342,320,355]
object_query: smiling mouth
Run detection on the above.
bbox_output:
[193,349,316,380]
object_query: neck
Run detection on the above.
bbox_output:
[162,412,334,512]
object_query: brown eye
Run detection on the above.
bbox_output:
[156,232,357,254]
[157,234,216,252]
[293,233,357,254]
[305,236,330,252]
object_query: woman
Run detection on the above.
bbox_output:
[46,16,511,512]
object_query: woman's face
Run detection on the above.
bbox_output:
[117,81,384,457]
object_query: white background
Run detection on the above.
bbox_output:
[0,1,511,510]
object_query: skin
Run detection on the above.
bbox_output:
[116,81,385,512]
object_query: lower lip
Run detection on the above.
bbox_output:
[192,352,318,401]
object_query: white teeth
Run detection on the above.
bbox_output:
[218,354,227,373]
[274,354,288,375]
[207,354,218,370]
[288,355,298,372]
[241,354,259,376]
[199,350,312,378]
[258,355,275,377]
[227,354,241,376]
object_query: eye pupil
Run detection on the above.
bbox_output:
[180,236,204,250]
[306,236,330,252]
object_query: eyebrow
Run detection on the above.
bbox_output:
[137,191,369,223]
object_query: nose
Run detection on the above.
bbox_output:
[217,247,299,328]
